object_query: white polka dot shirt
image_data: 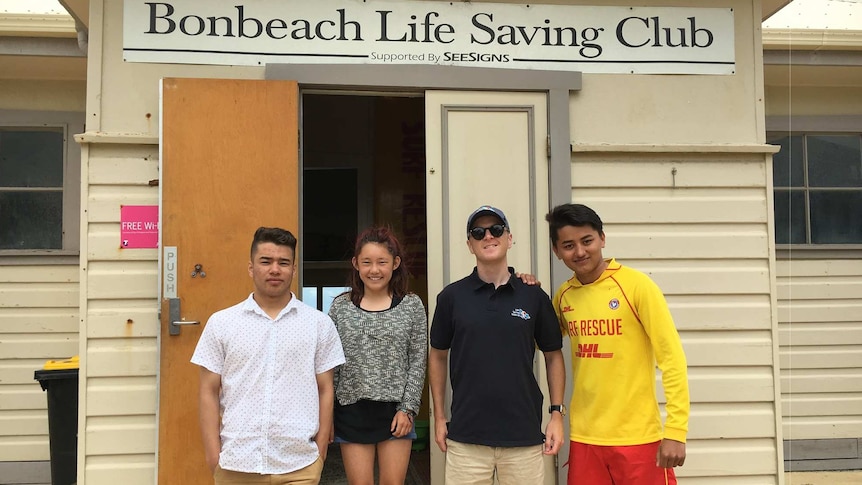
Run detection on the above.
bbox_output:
[191,293,345,474]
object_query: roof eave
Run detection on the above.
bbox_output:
[58,0,88,31]
[763,29,862,51]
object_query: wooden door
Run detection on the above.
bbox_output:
[158,78,299,484]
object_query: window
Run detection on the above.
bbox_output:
[302,286,350,313]
[770,133,862,244]
[0,111,82,253]
[0,128,65,249]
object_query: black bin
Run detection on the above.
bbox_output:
[34,356,79,485]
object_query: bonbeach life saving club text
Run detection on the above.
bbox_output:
[136,2,723,66]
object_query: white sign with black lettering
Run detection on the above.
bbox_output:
[123,0,735,74]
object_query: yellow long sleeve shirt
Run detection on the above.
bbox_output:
[553,259,689,445]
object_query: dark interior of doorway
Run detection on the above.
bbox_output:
[301,93,430,485]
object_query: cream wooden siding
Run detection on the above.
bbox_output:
[572,152,781,484]
[0,80,87,112]
[777,259,862,441]
[81,142,160,484]
[0,264,78,461]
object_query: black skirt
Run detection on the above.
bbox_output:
[334,400,398,444]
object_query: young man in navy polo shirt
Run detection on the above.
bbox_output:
[428,205,566,484]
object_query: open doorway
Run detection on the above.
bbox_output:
[300,92,430,484]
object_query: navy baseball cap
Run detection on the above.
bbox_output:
[466,205,510,235]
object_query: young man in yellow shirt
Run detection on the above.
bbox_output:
[546,203,689,485]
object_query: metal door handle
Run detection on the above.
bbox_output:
[168,298,199,336]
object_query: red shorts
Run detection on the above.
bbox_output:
[567,441,677,485]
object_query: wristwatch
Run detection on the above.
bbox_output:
[549,404,567,416]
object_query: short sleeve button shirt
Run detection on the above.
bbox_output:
[191,293,345,474]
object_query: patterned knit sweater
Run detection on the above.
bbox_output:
[328,293,428,415]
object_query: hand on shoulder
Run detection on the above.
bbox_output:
[515,272,541,287]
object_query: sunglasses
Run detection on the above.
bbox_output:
[469,224,506,241]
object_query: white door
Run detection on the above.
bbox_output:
[425,91,556,485]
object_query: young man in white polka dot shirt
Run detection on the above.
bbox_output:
[192,227,345,484]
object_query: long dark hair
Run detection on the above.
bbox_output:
[347,226,410,306]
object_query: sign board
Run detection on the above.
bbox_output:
[123,0,735,74]
[120,205,159,249]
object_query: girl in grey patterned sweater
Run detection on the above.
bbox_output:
[328,226,427,484]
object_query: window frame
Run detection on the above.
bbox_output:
[0,109,83,256]
[767,115,862,258]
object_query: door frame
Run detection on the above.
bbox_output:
[267,63,579,260]
[279,63,580,294]
[271,64,579,484]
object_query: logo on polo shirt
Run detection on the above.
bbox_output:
[609,298,620,310]
[511,308,531,320]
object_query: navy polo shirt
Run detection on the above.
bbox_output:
[430,267,562,447]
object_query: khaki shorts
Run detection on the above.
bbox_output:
[444,439,544,485]
[214,457,323,485]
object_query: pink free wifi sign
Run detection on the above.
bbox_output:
[120,205,159,249]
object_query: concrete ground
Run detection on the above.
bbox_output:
[4,470,862,485]
[786,471,862,484]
